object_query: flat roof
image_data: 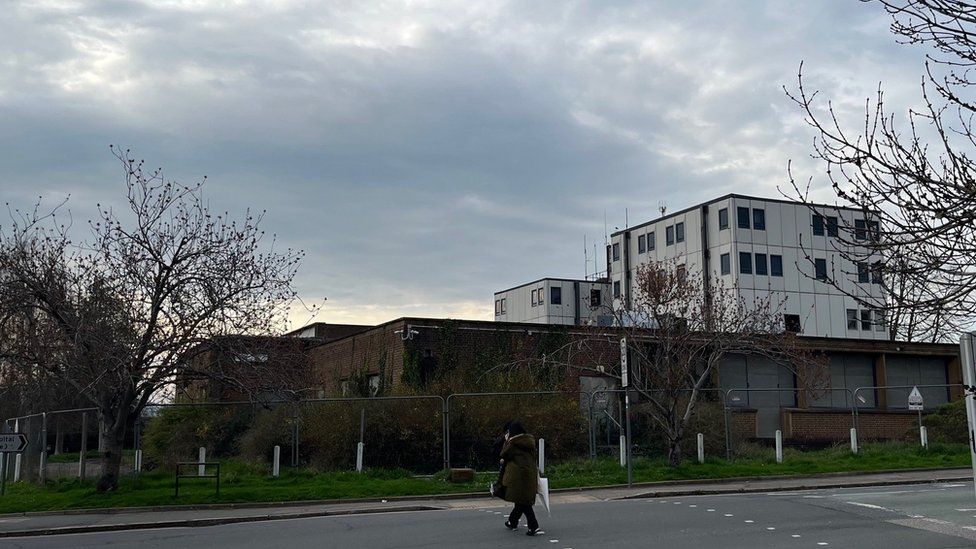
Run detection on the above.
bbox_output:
[494,277,610,296]
[611,193,870,238]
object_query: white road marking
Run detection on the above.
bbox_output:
[957,508,976,512]
[724,513,733,517]
[706,509,715,512]
[673,502,682,505]
[766,527,775,531]
[845,501,893,512]
[688,504,697,508]
[832,489,944,497]
[817,543,829,546]
[744,520,754,523]
[791,534,801,538]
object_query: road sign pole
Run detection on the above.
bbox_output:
[620,337,632,487]
[958,333,976,501]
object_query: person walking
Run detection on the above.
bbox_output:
[500,421,542,536]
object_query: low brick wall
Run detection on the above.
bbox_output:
[782,408,920,442]
[730,409,758,439]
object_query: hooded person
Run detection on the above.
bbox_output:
[499,421,542,536]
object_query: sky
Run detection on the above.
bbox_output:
[0,0,932,327]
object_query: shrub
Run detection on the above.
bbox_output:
[924,399,969,444]
[142,405,254,469]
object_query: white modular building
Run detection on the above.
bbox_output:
[607,194,886,340]
[494,278,613,326]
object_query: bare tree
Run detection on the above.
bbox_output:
[0,147,308,491]
[784,0,976,341]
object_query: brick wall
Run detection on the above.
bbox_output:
[782,408,920,441]
[730,409,758,439]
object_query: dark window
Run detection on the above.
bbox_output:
[676,264,687,280]
[861,309,872,331]
[770,254,783,277]
[666,225,675,245]
[826,216,838,237]
[755,253,768,275]
[531,289,537,306]
[874,310,885,332]
[537,287,544,304]
[784,314,802,333]
[647,231,655,250]
[739,252,752,274]
[718,208,729,230]
[871,261,883,284]
[494,300,500,315]
[737,207,750,229]
[500,298,506,314]
[551,286,562,305]
[612,243,620,261]
[847,309,859,330]
[753,208,766,231]
[637,234,646,254]
[613,281,621,298]
[857,262,869,283]
[590,288,601,307]
[814,258,827,280]
[867,220,880,241]
[675,222,685,243]
[854,219,866,240]
[720,253,731,275]
[812,215,825,236]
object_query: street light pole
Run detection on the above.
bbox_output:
[620,338,632,487]
[959,333,976,501]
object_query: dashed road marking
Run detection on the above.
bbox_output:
[706,509,715,512]
[744,520,754,523]
[791,535,801,538]
[688,504,697,508]
[817,543,829,546]
[724,513,733,517]
[766,527,775,531]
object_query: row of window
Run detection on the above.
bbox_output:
[847,308,886,332]
[721,252,784,276]
[719,206,766,231]
[530,286,563,307]
[494,298,507,315]
[813,215,879,240]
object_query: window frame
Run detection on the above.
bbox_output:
[500,298,506,314]
[637,234,646,254]
[755,253,768,276]
[739,251,753,275]
[675,222,685,243]
[860,309,872,331]
[854,219,867,240]
[770,254,783,277]
[718,208,729,230]
[647,231,655,251]
[857,262,869,283]
[590,288,601,307]
[550,286,562,305]
[720,252,731,275]
[812,215,825,236]
[847,309,859,330]
[753,208,766,231]
[537,287,544,305]
[531,289,537,306]
[612,242,620,261]
[737,207,750,229]
[613,280,621,298]
[666,225,675,246]
[826,216,838,237]
[814,258,828,281]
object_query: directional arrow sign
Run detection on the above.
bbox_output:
[0,433,28,453]
[908,386,924,411]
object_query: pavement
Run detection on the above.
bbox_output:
[0,467,972,540]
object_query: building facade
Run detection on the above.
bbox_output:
[608,194,886,339]
[493,278,612,326]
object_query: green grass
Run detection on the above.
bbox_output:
[0,442,969,514]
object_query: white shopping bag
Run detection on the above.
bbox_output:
[536,476,551,515]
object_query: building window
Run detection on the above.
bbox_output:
[753,208,766,231]
[638,234,646,254]
[368,374,380,397]
[737,207,750,229]
[861,309,872,331]
[719,208,729,230]
[494,300,501,315]
[812,215,825,236]
[867,220,880,241]
[847,309,859,330]
[720,253,731,275]
[770,254,783,277]
[739,252,752,274]
[647,231,655,250]
[871,261,883,284]
[874,309,885,332]
[537,287,544,305]
[612,243,620,261]
[531,289,537,306]
[784,314,801,333]
[854,219,866,240]
[613,280,621,298]
[755,253,768,275]
[675,222,685,243]
[500,298,506,314]
[676,264,687,280]
[857,262,869,283]
[666,225,675,246]
[814,258,827,281]
[826,216,838,237]
[590,288,601,307]
[551,286,562,305]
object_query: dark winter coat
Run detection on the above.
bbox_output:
[500,433,538,505]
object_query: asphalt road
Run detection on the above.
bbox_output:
[4,482,976,549]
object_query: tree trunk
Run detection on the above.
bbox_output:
[96,413,127,492]
[668,437,683,467]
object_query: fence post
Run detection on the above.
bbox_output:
[445,396,452,471]
[775,429,783,464]
[356,442,364,472]
[291,408,299,468]
[79,413,88,480]
[13,419,21,482]
[273,445,280,477]
[198,447,206,476]
[54,416,63,456]
[723,391,733,461]
[697,433,704,464]
[538,438,545,475]
[850,428,858,454]
[134,417,142,474]
[39,413,47,481]
[619,435,627,467]
[920,426,928,449]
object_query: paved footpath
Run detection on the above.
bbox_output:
[0,468,972,539]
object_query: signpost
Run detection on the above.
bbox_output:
[0,433,28,496]
[908,386,925,447]
[959,334,976,500]
[620,338,632,487]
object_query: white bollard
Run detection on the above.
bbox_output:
[13,453,21,482]
[619,435,627,467]
[356,442,364,472]
[273,445,280,477]
[850,428,858,454]
[134,450,142,473]
[538,438,545,475]
[198,447,206,476]
[920,426,928,448]
[775,430,783,463]
[697,433,704,464]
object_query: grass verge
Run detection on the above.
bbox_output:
[0,441,969,514]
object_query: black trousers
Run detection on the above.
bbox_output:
[508,503,539,530]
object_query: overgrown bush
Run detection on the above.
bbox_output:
[923,399,969,444]
[142,405,255,469]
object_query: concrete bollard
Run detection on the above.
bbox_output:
[697,433,704,464]
[538,438,545,475]
[850,428,858,454]
[619,435,627,466]
[13,454,21,482]
[356,442,365,472]
[775,430,783,463]
[135,450,142,473]
[273,445,281,477]
[920,426,928,449]
[40,451,47,481]
[198,447,206,476]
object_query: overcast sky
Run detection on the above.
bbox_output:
[0,0,931,327]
